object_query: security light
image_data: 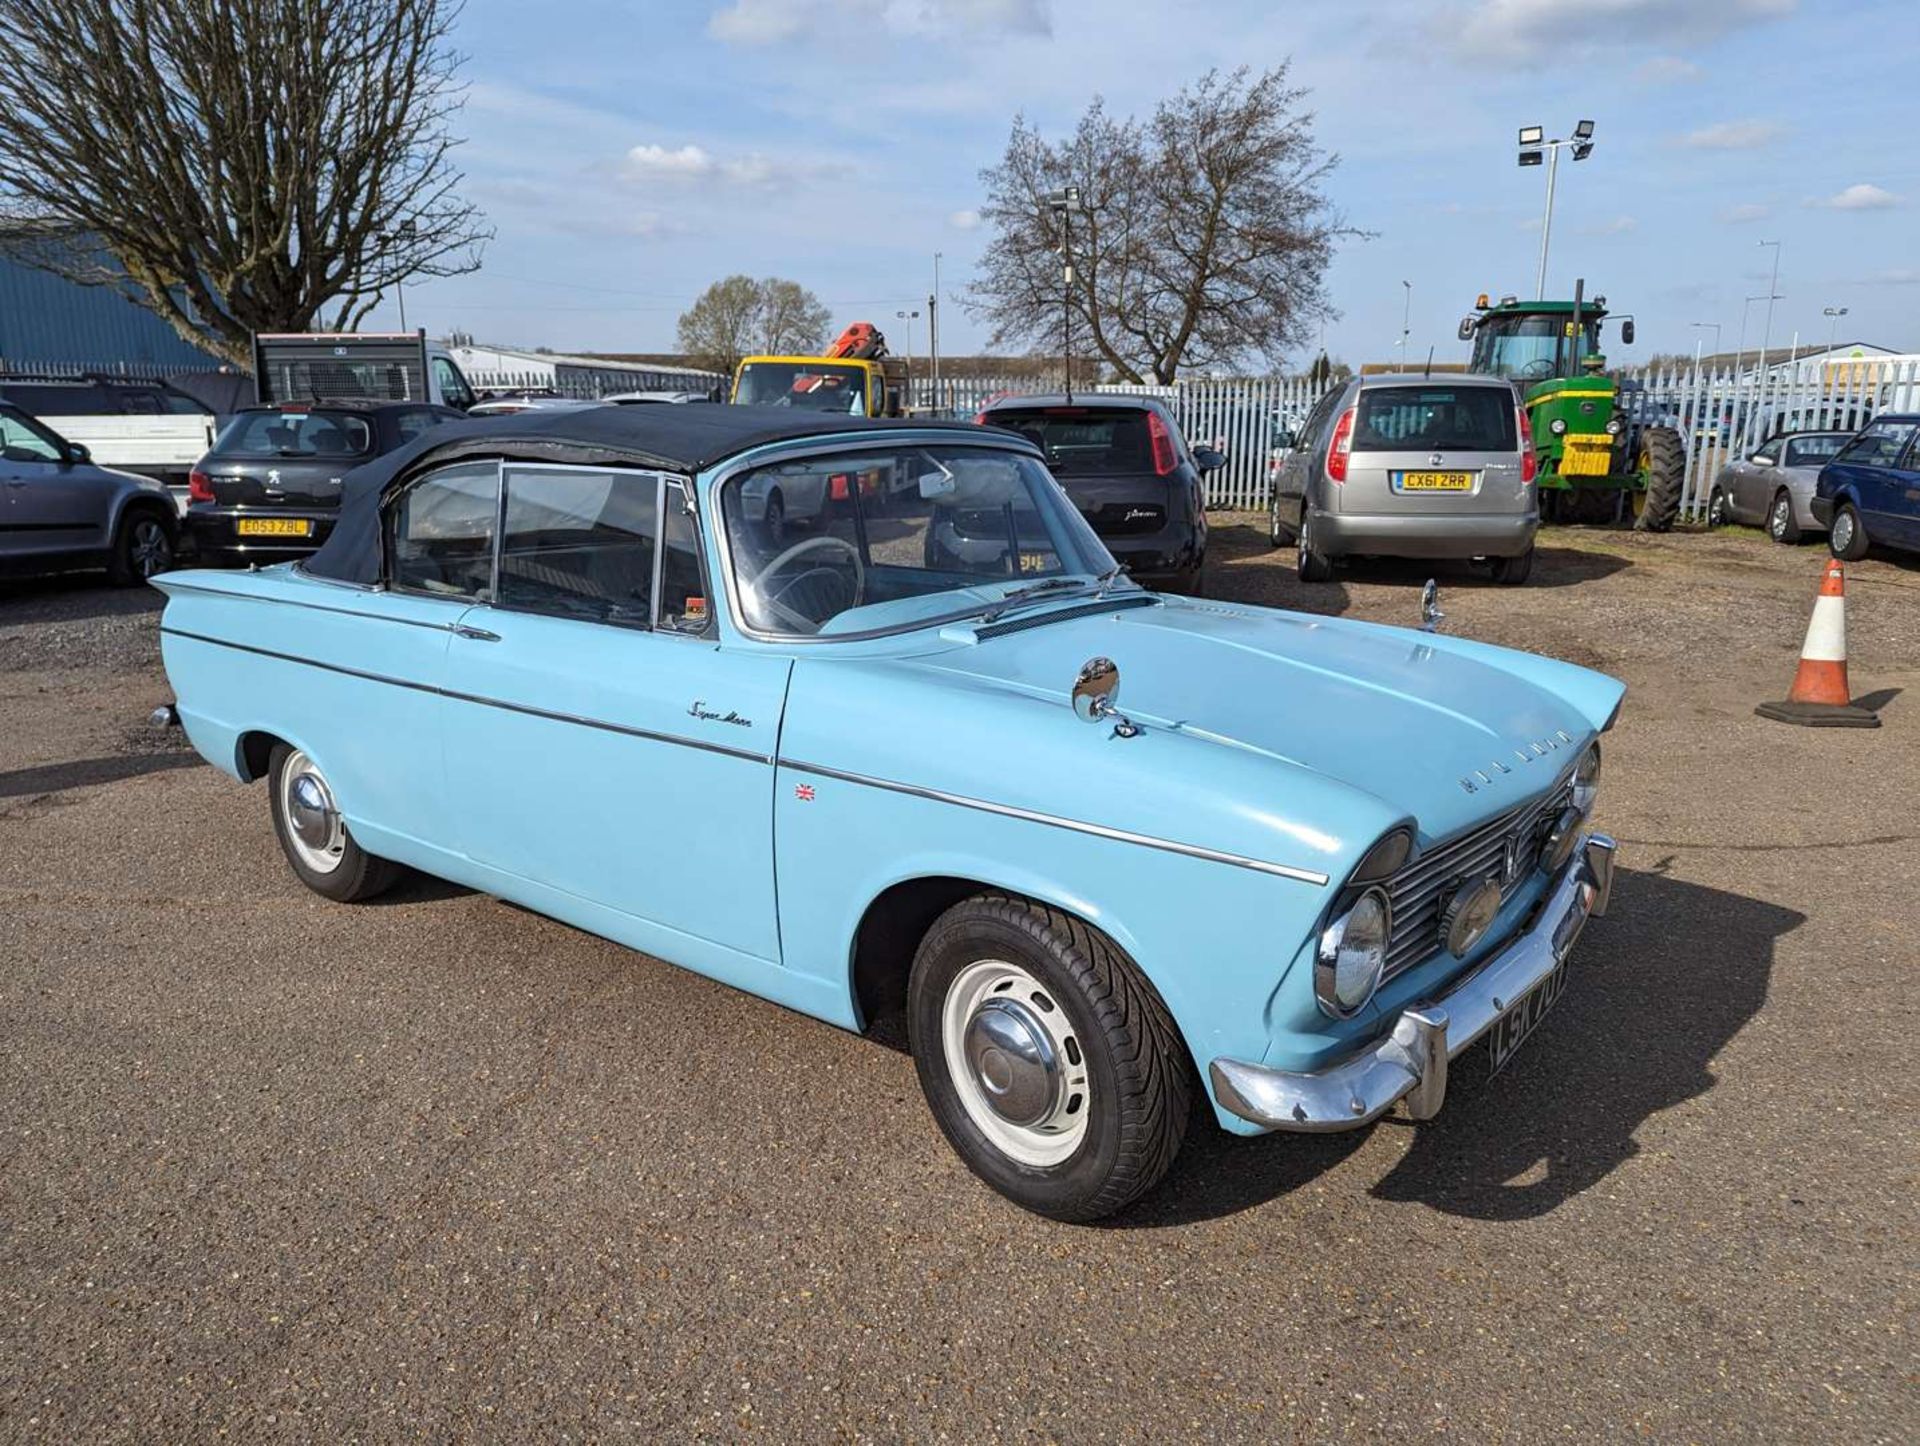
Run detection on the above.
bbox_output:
[1571,141,1594,161]
[1518,125,1544,146]
[1573,119,1595,140]
[1519,149,1544,166]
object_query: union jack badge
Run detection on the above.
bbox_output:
[794,783,816,802]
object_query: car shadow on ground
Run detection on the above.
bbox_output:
[0,575,167,624]
[0,751,201,799]
[1107,865,1803,1228]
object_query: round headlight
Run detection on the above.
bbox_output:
[1549,418,1568,435]
[1316,888,1391,1018]
[1572,742,1602,813]
[1605,417,1624,435]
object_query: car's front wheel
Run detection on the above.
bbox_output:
[908,895,1190,1221]
[267,744,404,902]
[1830,502,1869,561]
[1296,510,1335,583]
[1768,490,1803,544]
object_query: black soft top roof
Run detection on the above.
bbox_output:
[303,404,1005,585]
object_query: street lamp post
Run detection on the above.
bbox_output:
[1517,120,1594,300]
[930,251,943,412]
[1822,305,1848,357]
[377,219,417,332]
[1690,321,1722,371]
[1756,239,1782,373]
[1047,186,1084,400]
[1398,280,1411,369]
[895,308,920,406]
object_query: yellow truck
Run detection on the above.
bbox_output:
[731,322,910,417]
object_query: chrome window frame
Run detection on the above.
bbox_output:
[706,432,1128,646]
[383,456,505,606]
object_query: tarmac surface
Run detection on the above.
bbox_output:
[2,520,1915,1441]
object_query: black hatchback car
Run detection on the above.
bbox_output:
[186,401,464,564]
[976,394,1221,594]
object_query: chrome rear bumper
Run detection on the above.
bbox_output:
[1211,833,1616,1133]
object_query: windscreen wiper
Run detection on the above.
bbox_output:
[977,576,1090,623]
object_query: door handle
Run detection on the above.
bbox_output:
[450,623,500,642]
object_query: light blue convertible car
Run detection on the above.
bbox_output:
[152,405,1622,1220]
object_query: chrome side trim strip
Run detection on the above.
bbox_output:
[781,757,1331,886]
[159,627,773,766]
[155,582,463,633]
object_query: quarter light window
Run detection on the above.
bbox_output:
[388,460,500,598]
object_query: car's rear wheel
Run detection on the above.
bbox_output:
[107,507,176,586]
[267,745,404,902]
[1705,488,1729,529]
[1829,502,1869,561]
[1296,510,1335,583]
[908,895,1190,1221]
[763,489,786,543]
[1768,490,1803,544]
[1268,489,1291,548]
[1489,545,1534,585]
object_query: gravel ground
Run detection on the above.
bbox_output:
[2,524,1916,1442]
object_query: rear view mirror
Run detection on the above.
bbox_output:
[918,471,958,500]
[1193,447,1227,473]
[1274,431,1296,451]
[63,442,90,465]
[1457,317,1476,341]
[1620,319,1636,345]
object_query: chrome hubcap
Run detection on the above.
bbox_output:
[280,749,345,874]
[1834,514,1853,551]
[941,959,1090,1166]
[1772,499,1789,535]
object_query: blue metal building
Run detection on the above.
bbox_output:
[0,238,223,372]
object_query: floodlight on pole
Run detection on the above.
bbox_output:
[1518,121,1596,299]
[1822,304,1848,357]
[1047,186,1086,400]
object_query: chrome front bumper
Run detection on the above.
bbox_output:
[1211,833,1617,1133]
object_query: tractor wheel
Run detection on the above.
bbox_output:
[1633,426,1685,534]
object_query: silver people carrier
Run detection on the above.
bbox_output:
[1268,374,1538,584]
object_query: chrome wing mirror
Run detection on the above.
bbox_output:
[1420,578,1444,633]
[1072,657,1140,739]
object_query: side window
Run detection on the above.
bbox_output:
[1834,421,1917,469]
[1301,392,1341,453]
[0,411,62,464]
[393,409,446,445]
[388,460,500,599]
[432,357,475,411]
[497,465,658,626]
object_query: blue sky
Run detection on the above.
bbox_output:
[401,0,1920,370]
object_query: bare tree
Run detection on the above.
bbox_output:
[677,274,830,374]
[969,67,1357,384]
[754,277,831,357]
[0,0,488,365]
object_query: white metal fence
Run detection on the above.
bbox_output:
[459,357,1920,516]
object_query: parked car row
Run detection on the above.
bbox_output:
[1706,415,1920,562]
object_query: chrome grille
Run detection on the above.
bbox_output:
[1382,778,1574,978]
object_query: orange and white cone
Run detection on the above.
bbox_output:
[1757,559,1880,728]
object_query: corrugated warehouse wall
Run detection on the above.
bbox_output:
[0,249,224,371]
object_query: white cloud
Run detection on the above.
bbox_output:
[1718,202,1772,223]
[1680,119,1784,149]
[1444,0,1793,61]
[1633,55,1701,84]
[625,144,717,179]
[1812,183,1901,211]
[1873,268,1920,285]
[709,0,1050,45]
[1587,215,1638,236]
[948,208,982,230]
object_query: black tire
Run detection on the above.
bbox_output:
[763,489,786,543]
[1705,488,1729,529]
[267,744,404,902]
[1829,501,1870,561]
[1767,489,1803,545]
[1489,545,1534,585]
[1633,426,1685,534]
[907,894,1191,1222]
[106,505,176,586]
[1296,510,1335,583]
[1267,488,1291,548]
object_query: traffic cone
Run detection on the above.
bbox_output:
[1756,559,1880,728]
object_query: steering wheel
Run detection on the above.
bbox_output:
[751,534,866,632]
[1518,358,1555,379]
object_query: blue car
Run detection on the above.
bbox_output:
[152,405,1622,1220]
[1812,413,1920,560]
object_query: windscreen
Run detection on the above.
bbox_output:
[733,362,869,413]
[1352,386,1517,452]
[211,410,373,458]
[982,407,1155,474]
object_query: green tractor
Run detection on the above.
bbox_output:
[1458,280,1685,531]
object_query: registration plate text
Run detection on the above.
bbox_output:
[1397,471,1474,491]
[235,518,314,537]
[1487,960,1570,1075]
